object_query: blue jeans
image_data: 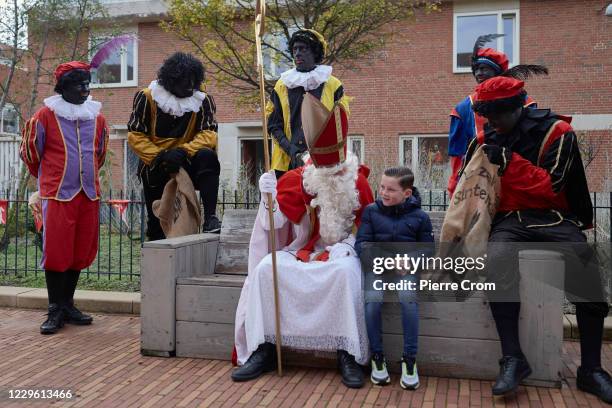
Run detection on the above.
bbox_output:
[364,273,419,357]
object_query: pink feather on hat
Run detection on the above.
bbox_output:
[90,34,137,69]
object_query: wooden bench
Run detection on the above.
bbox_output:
[140,209,563,387]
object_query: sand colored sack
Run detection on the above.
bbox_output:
[440,146,500,258]
[152,168,202,238]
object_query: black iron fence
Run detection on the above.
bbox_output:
[1,189,610,280]
[0,190,146,281]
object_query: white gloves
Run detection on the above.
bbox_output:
[258,171,283,228]
[326,235,357,260]
[259,170,277,199]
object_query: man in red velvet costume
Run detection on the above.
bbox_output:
[21,61,108,334]
[231,95,374,388]
[460,76,612,403]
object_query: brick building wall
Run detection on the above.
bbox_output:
[25,0,612,192]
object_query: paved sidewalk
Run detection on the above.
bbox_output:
[1,308,611,407]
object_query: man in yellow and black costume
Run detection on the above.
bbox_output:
[267,29,350,179]
[127,52,221,239]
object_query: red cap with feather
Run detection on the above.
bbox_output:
[54,61,91,82]
[474,48,509,73]
[54,34,136,83]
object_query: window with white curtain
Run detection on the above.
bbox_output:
[89,29,138,88]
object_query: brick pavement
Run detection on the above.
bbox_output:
[0,308,610,407]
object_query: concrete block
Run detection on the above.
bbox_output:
[72,290,137,314]
[2,286,140,315]
[16,288,48,309]
[0,287,38,308]
[132,295,141,315]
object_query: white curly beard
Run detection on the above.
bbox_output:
[302,152,360,245]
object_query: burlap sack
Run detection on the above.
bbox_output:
[440,146,500,258]
[152,168,202,238]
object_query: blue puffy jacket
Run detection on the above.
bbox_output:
[355,188,434,255]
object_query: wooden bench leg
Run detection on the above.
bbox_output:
[141,247,177,357]
[519,250,564,388]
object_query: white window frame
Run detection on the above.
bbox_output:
[399,135,417,170]
[0,104,19,136]
[347,135,365,164]
[399,134,448,190]
[453,9,520,73]
[89,27,138,89]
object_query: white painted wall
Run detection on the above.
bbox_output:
[217,121,264,190]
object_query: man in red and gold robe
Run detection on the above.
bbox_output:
[232,95,373,388]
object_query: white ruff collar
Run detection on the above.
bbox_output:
[280,65,332,91]
[43,95,101,121]
[149,80,206,117]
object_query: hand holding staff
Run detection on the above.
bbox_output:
[254,0,283,376]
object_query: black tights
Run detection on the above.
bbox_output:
[45,270,81,306]
[490,301,605,369]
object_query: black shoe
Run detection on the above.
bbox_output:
[63,302,93,325]
[492,356,532,395]
[577,366,612,404]
[203,216,221,234]
[231,343,276,382]
[40,304,65,335]
[337,350,364,389]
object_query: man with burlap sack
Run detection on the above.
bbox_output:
[456,76,612,402]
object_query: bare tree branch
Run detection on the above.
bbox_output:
[163,0,439,107]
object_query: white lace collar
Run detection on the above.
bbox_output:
[280,65,332,91]
[149,80,206,117]
[43,95,101,121]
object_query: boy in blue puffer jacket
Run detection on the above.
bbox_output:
[356,167,434,390]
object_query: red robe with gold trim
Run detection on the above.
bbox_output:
[233,162,374,367]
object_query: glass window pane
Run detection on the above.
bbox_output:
[402,138,413,168]
[456,14,497,68]
[349,138,363,163]
[503,15,515,63]
[416,137,450,190]
[264,28,295,79]
[127,39,134,81]
[2,106,18,134]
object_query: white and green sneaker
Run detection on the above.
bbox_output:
[370,353,391,385]
[400,357,419,390]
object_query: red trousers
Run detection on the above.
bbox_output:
[41,192,100,272]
